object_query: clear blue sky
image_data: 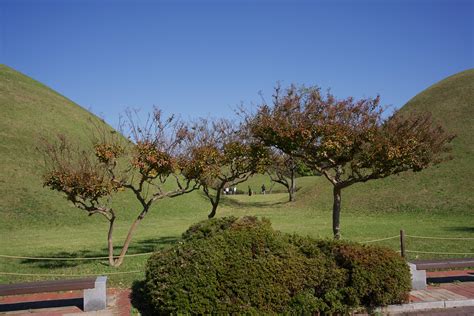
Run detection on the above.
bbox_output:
[1,0,473,128]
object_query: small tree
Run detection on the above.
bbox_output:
[42,109,199,266]
[267,150,298,202]
[250,85,454,239]
[187,118,270,218]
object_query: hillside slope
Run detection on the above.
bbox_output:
[1,66,472,231]
[0,65,120,227]
[401,69,473,157]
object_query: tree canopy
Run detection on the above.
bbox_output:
[249,85,454,238]
[42,109,200,266]
[187,118,270,218]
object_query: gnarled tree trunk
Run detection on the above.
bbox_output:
[332,186,342,240]
[107,215,116,266]
[208,199,219,219]
[109,208,148,267]
[288,169,296,202]
[205,185,223,219]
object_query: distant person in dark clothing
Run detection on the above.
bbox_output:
[261,184,266,195]
[248,186,252,196]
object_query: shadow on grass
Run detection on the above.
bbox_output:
[0,298,82,312]
[20,250,99,269]
[196,189,287,209]
[445,226,474,233]
[130,236,179,252]
[19,236,179,269]
[219,196,286,209]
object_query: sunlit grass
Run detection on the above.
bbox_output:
[1,67,473,288]
[1,176,473,287]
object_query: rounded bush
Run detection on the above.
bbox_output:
[316,239,411,307]
[135,217,410,314]
[181,215,238,241]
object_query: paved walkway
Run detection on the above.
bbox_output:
[410,270,474,303]
[1,270,473,315]
[377,269,474,315]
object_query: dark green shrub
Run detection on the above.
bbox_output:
[316,239,411,307]
[136,217,410,314]
[181,215,238,241]
[142,217,349,314]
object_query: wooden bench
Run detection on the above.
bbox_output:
[0,276,107,312]
[409,258,474,290]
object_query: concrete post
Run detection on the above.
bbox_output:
[83,276,107,312]
[408,263,427,290]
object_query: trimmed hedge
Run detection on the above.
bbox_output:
[181,215,239,241]
[315,239,411,307]
[133,217,410,314]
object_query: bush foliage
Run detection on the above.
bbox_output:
[134,217,410,314]
[315,239,411,307]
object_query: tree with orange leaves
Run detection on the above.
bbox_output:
[42,109,200,267]
[250,85,454,239]
[186,118,270,218]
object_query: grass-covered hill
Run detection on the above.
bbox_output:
[0,65,123,228]
[0,66,472,285]
[395,69,474,211]
[1,65,472,230]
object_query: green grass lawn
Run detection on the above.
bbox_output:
[1,66,473,288]
[1,175,473,287]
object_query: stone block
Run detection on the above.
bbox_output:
[409,262,427,290]
[83,276,107,312]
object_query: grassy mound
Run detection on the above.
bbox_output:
[0,65,128,228]
[0,66,471,287]
[134,217,410,314]
[392,69,474,213]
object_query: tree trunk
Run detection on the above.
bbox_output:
[288,188,294,202]
[208,190,221,219]
[208,203,218,219]
[111,210,147,267]
[289,170,296,202]
[107,215,116,266]
[332,186,342,240]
